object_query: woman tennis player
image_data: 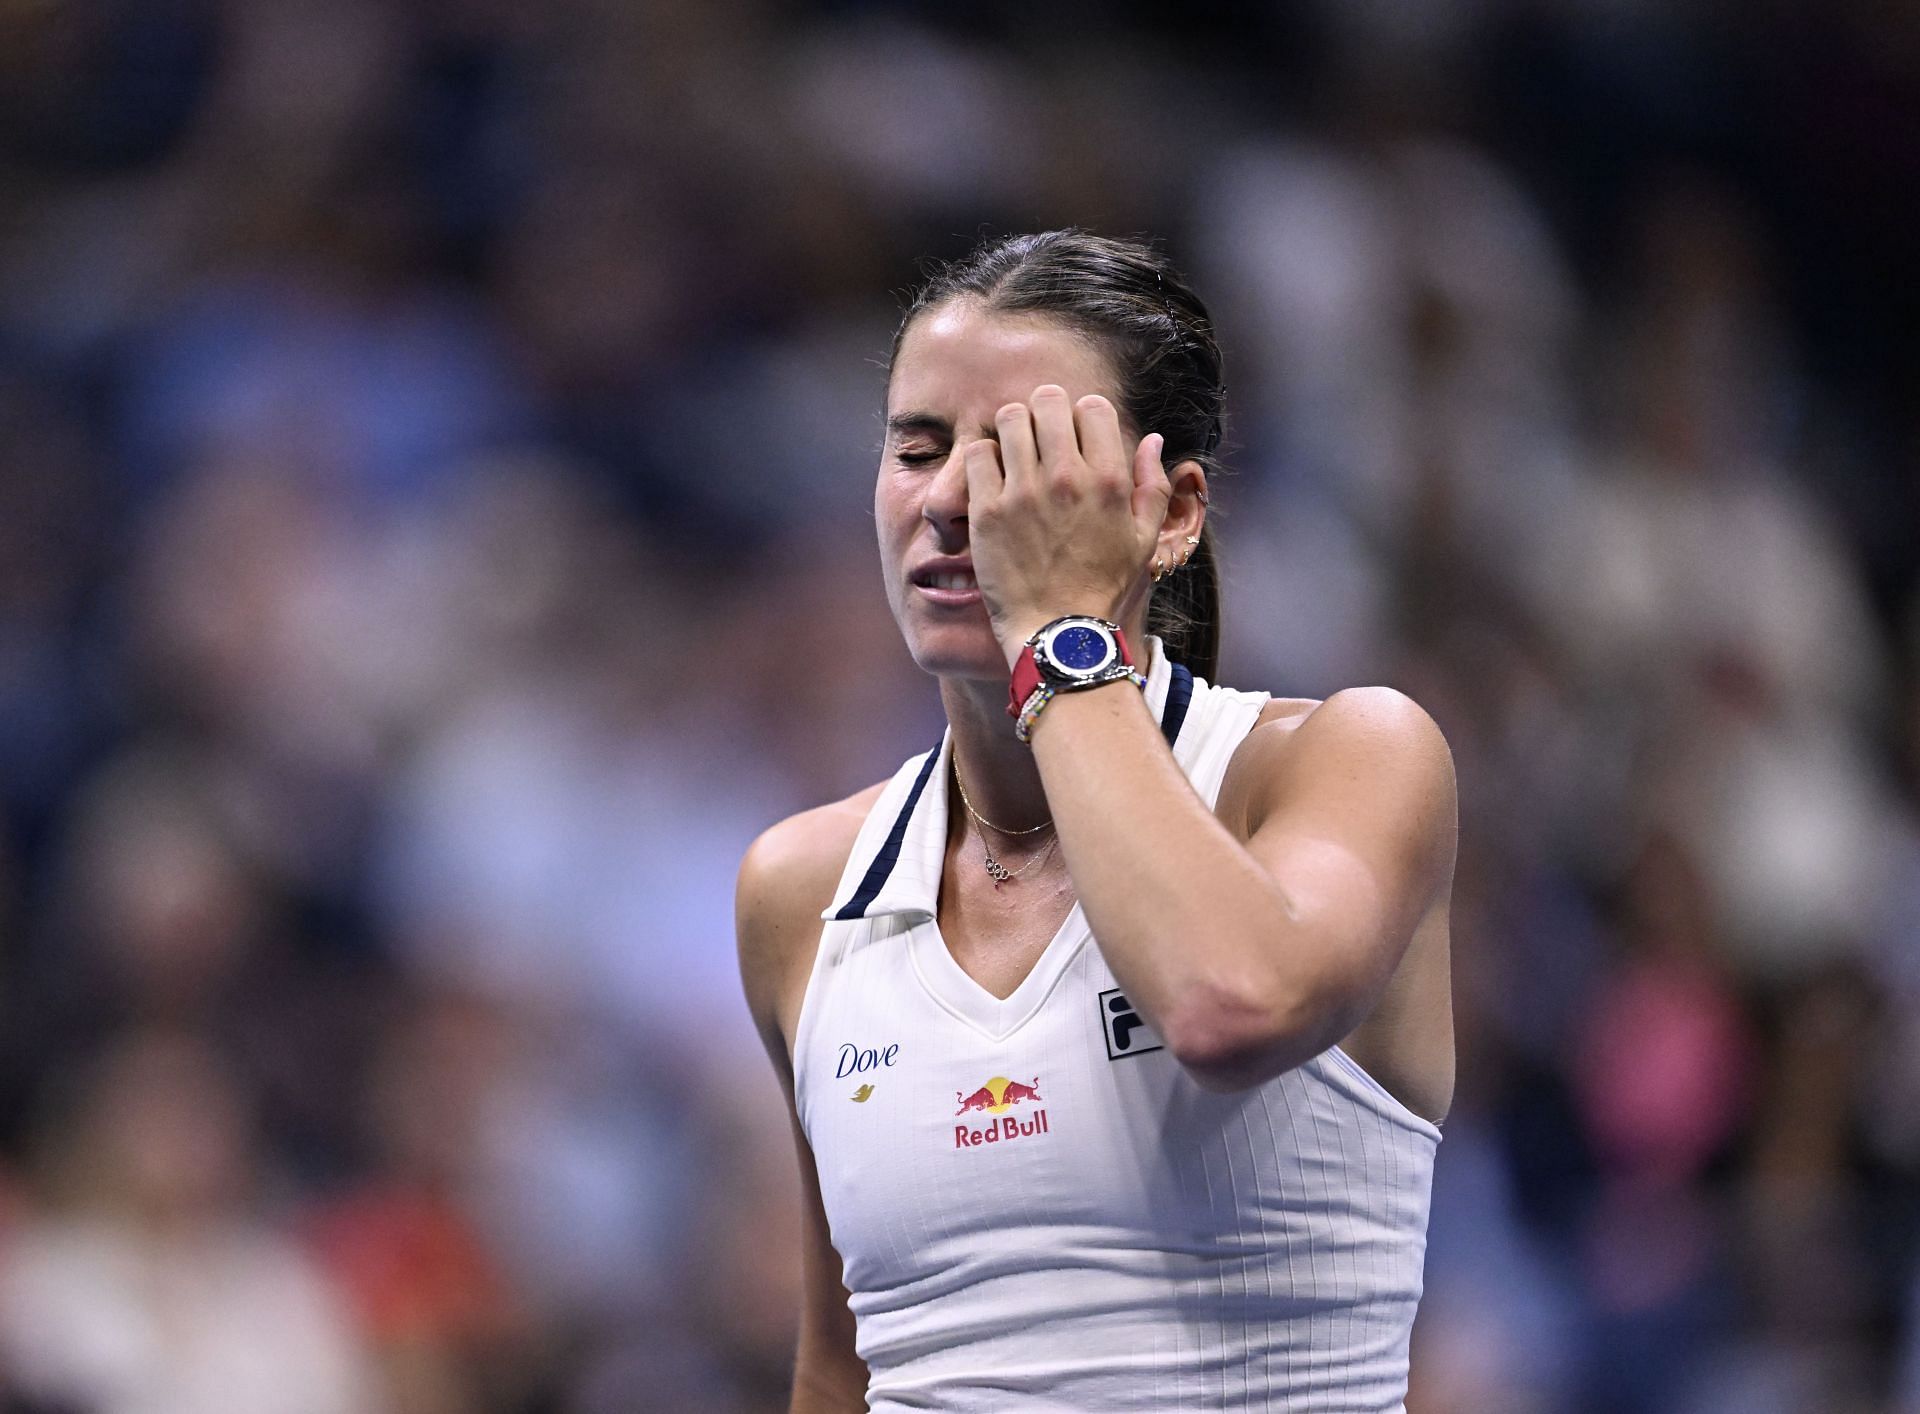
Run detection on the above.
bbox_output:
[737,231,1454,1412]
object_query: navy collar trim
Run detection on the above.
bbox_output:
[824,639,1197,923]
[830,743,942,922]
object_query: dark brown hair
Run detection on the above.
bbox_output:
[891,230,1227,680]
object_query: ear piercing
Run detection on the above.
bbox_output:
[1152,536,1202,585]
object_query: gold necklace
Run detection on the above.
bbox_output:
[983,831,1058,886]
[952,761,1055,885]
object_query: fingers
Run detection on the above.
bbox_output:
[1132,432,1168,492]
[1073,394,1127,482]
[1131,432,1173,530]
[993,399,1039,492]
[1028,385,1080,475]
[965,436,1004,513]
[989,387,1132,501]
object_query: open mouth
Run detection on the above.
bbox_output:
[910,565,981,602]
[915,570,977,591]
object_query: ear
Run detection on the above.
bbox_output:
[1154,459,1208,569]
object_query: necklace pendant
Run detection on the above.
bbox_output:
[984,855,1011,884]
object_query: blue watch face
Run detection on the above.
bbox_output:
[1051,624,1110,671]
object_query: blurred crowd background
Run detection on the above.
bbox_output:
[0,1,1917,1411]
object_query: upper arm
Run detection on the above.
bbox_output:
[735,821,811,1086]
[1231,686,1457,1063]
[735,793,878,1077]
[735,800,877,1411]
[784,1111,867,1411]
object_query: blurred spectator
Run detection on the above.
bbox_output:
[0,1030,377,1414]
[305,994,531,1414]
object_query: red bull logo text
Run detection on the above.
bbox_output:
[953,1075,1049,1149]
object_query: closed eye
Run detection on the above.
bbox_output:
[896,448,947,466]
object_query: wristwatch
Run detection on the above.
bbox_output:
[1007,616,1137,719]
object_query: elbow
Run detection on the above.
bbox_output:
[1169,1033,1295,1094]
[1162,973,1362,1094]
[1161,989,1310,1094]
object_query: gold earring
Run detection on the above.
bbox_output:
[1151,555,1166,583]
[1184,535,1199,547]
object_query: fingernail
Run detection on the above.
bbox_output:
[1151,434,1165,457]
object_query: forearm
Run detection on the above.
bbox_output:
[1028,683,1326,1075]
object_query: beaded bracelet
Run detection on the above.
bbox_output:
[1013,683,1054,744]
[1014,670,1148,745]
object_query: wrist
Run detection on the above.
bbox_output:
[1006,615,1139,727]
[1015,668,1147,744]
[1000,622,1045,670]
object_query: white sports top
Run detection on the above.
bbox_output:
[794,637,1442,1412]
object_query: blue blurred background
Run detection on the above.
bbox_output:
[0,1,1917,1410]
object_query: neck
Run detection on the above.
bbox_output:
[938,622,1155,846]
[940,674,1051,838]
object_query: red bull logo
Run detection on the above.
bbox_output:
[953,1075,1049,1149]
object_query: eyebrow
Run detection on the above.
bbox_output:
[885,412,997,442]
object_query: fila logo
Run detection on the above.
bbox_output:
[1100,988,1163,1060]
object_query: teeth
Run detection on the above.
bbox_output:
[927,572,976,590]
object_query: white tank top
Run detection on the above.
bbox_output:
[794,637,1442,1412]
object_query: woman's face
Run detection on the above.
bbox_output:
[878,300,1126,681]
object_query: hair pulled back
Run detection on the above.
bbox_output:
[893,230,1227,681]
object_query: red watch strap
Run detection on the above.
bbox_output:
[1007,644,1044,718]
[1006,626,1135,718]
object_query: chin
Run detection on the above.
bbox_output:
[904,622,1008,682]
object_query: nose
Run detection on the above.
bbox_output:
[921,443,971,547]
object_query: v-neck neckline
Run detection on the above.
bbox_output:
[908,896,1088,1041]
[904,638,1198,1042]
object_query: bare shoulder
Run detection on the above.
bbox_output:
[1219,686,1455,837]
[736,782,889,1070]
[1296,685,1451,762]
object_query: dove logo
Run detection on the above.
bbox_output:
[836,1041,900,1079]
[850,1083,875,1103]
